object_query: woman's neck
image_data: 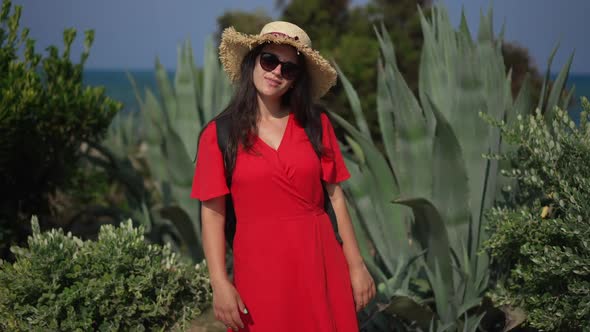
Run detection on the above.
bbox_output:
[257,94,288,119]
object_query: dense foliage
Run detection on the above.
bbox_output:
[0,0,121,258]
[484,98,590,330]
[0,217,212,331]
[331,4,572,330]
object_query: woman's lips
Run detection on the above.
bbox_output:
[265,77,281,87]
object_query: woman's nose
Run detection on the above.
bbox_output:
[272,64,283,77]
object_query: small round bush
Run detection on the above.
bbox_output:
[0,216,213,331]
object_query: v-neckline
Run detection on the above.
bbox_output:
[256,112,291,153]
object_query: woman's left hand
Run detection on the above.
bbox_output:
[349,262,376,312]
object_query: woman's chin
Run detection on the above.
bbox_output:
[258,88,287,100]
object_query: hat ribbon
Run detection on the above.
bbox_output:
[263,31,300,41]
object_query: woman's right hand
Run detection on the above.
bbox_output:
[212,278,247,331]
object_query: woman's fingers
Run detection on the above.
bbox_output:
[354,291,365,311]
[229,302,245,329]
[367,280,375,300]
[219,311,234,330]
[355,282,377,311]
[211,280,248,330]
[360,292,369,309]
[216,307,240,330]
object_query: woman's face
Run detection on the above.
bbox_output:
[252,43,300,100]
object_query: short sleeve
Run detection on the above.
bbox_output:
[190,122,230,201]
[320,113,351,184]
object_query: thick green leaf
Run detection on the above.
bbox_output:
[142,89,169,182]
[375,59,397,170]
[351,160,407,277]
[158,204,203,260]
[333,63,372,141]
[201,37,232,124]
[498,19,506,42]
[376,24,433,198]
[344,136,365,164]
[170,184,201,233]
[173,41,200,163]
[331,112,411,274]
[476,6,493,42]
[427,95,470,231]
[342,157,384,283]
[126,71,144,110]
[537,43,559,112]
[143,88,166,142]
[393,197,452,285]
[382,295,435,329]
[458,9,472,46]
[163,125,194,187]
[201,37,216,123]
[416,6,438,137]
[155,57,177,121]
[373,22,395,62]
[424,259,454,324]
[456,296,482,318]
[461,312,486,332]
[545,50,574,124]
[510,73,531,127]
[562,85,575,111]
[419,7,503,235]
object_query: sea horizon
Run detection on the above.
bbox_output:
[83,69,590,124]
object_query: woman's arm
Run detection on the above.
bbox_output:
[325,182,376,311]
[202,196,247,330]
[201,196,230,286]
[325,182,363,268]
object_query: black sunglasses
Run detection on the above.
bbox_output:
[259,52,301,81]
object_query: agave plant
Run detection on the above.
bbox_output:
[131,37,232,261]
[93,37,233,262]
[334,5,572,331]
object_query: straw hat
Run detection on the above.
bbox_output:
[218,21,337,101]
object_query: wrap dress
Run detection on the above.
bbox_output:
[191,112,359,332]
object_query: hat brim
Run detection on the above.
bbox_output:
[219,27,337,101]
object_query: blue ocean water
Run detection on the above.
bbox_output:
[83,69,590,121]
[565,73,590,123]
[83,69,173,113]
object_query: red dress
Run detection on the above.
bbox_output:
[191,112,359,332]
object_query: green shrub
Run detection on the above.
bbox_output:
[0,0,121,257]
[0,216,212,331]
[484,98,590,331]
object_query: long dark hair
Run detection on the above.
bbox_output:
[198,42,325,174]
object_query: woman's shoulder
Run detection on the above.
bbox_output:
[319,111,334,128]
[199,120,218,144]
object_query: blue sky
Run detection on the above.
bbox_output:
[11,0,590,73]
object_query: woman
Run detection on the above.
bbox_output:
[191,21,375,332]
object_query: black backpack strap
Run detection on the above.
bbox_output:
[215,115,237,249]
[322,181,343,245]
[304,112,343,245]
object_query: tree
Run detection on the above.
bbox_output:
[0,0,121,260]
[502,41,543,104]
[216,8,273,42]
